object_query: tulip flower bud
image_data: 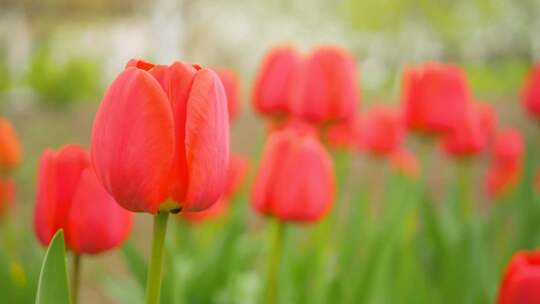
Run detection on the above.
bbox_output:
[485,129,524,198]
[252,45,301,117]
[326,118,362,149]
[498,250,540,303]
[34,145,133,255]
[182,154,249,222]
[357,106,405,155]
[441,103,495,157]
[215,69,241,121]
[0,118,22,172]
[91,59,230,214]
[290,45,360,124]
[402,62,471,135]
[0,177,15,218]
[252,124,335,222]
[522,64,540,120]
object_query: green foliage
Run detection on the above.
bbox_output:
[25,48,102,107]
[35,230,71,304]
[465,61,529,96]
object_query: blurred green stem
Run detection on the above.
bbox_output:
[71,254,81,304]
[457,160,473,225]
[145,211,170,304]
[266,220,285,304]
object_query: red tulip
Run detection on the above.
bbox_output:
[252,45,301,116]
[182,154,249,222]
[389,148,420,179]
[357,106,405,155]
[34,145,133,255]
[522,64,540,119]
[215,69,240,121]
[252,125,335,222]
[326,118,362,149]
[402,62,471,135]
[485,129,524,198]
[492,129,524,167]
[0,177,15,218]
[0,117,22,171]
[91,59,230,214]
[441,103,495,157]
[290,45,360,123]
[498,249,540,304]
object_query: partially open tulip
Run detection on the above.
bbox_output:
[485,129,524,198]
[252,45,301,117]
[182,154,249,222]
[522,64,540,120]
[357,106,404,155]
[390,148,420,179]
[35,145,133,255]
[402,62,470,135]
[441,103,495,157]
[0,118,22,172]
[215,69,240,121]
[91,59,230,214]
[252,124,335,222]
[498,249,540,304]
[0,177,15,218]
[290,45,360,123]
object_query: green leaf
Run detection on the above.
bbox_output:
[35,230,71,304]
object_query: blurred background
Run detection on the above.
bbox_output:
[1,0,540,303]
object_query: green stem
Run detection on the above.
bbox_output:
[71,254,81,304]
[456,160,473,226]
[145,211,170,304]
[266,220,285,304]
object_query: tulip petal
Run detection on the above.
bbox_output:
[91,67,175,214]
[272,135,335,222]
[251,133,290,215]
[149,62,198,205]
[67,168,133,254]
[34,146,89,246]
[35,150,56,246]
[183,69,230,211]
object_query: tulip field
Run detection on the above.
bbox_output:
[2,1,540,304]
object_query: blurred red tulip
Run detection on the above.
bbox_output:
[0,177,15,218]
[290,45,360,123]
[441,103,495,157]
[536,169,540,193]
[34,145,133,255]
[402,62,471,135]
[0,117,22,171]
[326,118,362,149]
[182,154,249,222]
[91,59,230,214]
[522,64,540,119]
[492,129,524,167]
[252,45,301,116]
[498,249,540,304]
[252,125,335,222]
[390,148,420,179]
[357,106,405,155]
[215,69,241,121]
[485,129,524,198]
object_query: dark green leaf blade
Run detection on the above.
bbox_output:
[35,230,71,304]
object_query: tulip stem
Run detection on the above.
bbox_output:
[266,220,285,304]
[145,211,169,304]
[71,254,81,304]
